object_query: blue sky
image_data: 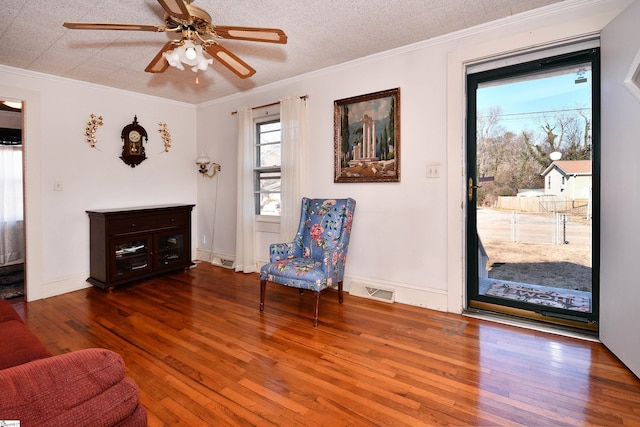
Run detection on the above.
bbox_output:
[476,66,592,134]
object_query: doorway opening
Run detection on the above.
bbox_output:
[466,47,600,331]
[0,98,25,300]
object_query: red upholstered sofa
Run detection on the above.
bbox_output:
[0,299,146,426]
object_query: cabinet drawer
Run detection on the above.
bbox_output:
[155,212,189,228]
[109,216,155,234]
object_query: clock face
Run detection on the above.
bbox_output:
[129,130,141,143]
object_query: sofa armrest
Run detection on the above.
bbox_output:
[0,348,146,427]
[0,320,52,370]
[0,298,24,323]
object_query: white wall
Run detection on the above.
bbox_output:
[600,0,640,377]
[196,0,631,313]
[0,67,198,300]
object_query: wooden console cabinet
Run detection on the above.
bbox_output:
[86,204,195,290]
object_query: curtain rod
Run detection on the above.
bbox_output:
[231,95,308,115]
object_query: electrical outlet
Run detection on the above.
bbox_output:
[202,235,206,244]
[426,164,441,178]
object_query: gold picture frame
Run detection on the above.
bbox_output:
[334,88,400,183]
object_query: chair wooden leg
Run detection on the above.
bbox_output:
[313,291,320,327]
[338,281,344,304]
[260,279,266,312]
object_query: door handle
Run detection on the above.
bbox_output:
[468,177,482,201]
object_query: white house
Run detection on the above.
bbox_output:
[541,160,592,200]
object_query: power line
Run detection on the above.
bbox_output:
[479,107,590,120]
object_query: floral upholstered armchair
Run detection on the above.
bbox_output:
[260,198,356,326]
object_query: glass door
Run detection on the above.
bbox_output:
[466,48,599,329]
[154,231,186,270]
[112,236,152,279]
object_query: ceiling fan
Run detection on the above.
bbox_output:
[63,0,287,79]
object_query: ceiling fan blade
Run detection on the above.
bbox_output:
[157,0,192,22]
[213,26,288,44]
[145,42,176,73]
[63,22,165,32]
[204,43,256,79]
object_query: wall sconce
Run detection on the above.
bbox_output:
[196,152,220,178]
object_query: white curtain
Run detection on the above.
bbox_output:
[280,96,307,241]
[0,145,24,265]
[234,107,257,273]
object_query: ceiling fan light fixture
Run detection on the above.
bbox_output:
[162,40,213,72]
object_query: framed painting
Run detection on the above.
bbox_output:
[334,88,400,183]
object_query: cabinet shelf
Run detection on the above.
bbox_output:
[87,204,194,291]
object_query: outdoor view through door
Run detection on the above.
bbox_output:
[466,47,600,330]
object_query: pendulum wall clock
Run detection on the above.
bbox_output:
[120,115,148,167]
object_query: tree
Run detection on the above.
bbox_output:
[476,107,591,205]
[476,105,591,204]
[388,97,395,149]
[527,110,591,170]
[380,125,388,160]
[340,106,350,166]
[578,110,592,160]
[526,122,559,170]
[476,106,508,179]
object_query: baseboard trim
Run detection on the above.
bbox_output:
[344,275,448,312]
[41,275,92,299]
[195,249,235,266]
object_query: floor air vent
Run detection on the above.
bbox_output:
[349,283,395,303]
[212,258,235,269]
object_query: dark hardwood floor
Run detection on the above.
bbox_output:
[11,263,640,426]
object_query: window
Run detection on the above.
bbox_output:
[254,119,281,216]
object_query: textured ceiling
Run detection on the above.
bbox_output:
[0,0,563,104]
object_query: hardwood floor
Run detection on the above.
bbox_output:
[11,263,640,426]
